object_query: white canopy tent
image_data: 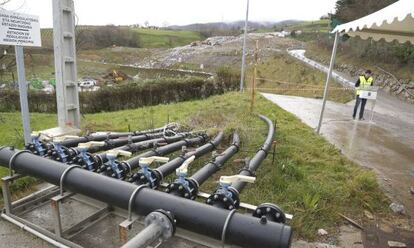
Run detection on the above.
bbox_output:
[317,0,414,133]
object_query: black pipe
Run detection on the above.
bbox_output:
[0,147,292,248]
[98,135,208,180]
[59,125,175,148]
[25,124,177,157]
[206,115,275,210]
[129,131,224,188]
[47,131,168,164]
[166,133,240,199]
[126,135,208,171]
[232,115,274,192]
[72,133,192,172]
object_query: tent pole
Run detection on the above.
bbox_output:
[316,32,339,134]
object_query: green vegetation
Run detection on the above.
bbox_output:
[132,28,203,48]
[306,42,414,81]
[41,26,202,49]
[0,92,388,239]
[244,53,354,103]
[284,20,330,33]
[306,0,414,79]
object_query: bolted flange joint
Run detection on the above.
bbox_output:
[145,209,176,240]
[252,203,286,224]
[165,178,198,200]
[206,186,240,210]
[128,168,159,188]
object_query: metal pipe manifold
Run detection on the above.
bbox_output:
[0,147,292,248]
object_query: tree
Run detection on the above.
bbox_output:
[333,0,397,22]
[330,0,414,65]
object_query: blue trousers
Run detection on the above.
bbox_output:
[353,95,367,119]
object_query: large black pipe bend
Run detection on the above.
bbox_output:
[206,115,275,210]
[0,148,292,248]
[232,114,274,193]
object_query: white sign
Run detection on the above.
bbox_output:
[0,9,41,47]
[359,90,378,100]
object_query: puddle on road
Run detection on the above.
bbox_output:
[325,121,414,221]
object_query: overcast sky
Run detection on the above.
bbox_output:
[2,0,337,28]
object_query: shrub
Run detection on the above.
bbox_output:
[0,76,239,113]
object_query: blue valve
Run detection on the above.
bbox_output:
[140,164,156,188]
[216,182,234,200]
[78,148,95,171]
[31,135,46,156]
[175,170,191,194]
[53,142,69,163]
[106,155,124,179]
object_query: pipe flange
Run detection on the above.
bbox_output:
[49,145,71,163]
[252,203,286,224]
[129,168,158,188]
[206,187,240,210]
[25,141,47,156]
[71,152,99,171]
[145,209,176,240]
[165,179,197,200]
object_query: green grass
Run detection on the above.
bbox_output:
[41,27,202,49]
[285,20,331,33]
[244,53,354,103]
[0,92,388,239]
[132,28,203,48]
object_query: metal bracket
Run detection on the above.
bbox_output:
[59,165,80,196]
[2,174,23,215]
[8,150,30,176]
[118,185,147,245]
[221,209,237,247]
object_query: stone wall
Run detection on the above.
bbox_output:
[312,57,414,104]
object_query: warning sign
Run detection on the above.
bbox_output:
[0,9,41,47]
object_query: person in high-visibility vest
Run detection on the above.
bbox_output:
[353,70,374,120]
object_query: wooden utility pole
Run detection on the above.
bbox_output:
[250,40,259,112]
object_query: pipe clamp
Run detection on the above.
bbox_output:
[128,185,147,221]
[221,209,237,247]
[8,150,30,176]
[59,165,81,196]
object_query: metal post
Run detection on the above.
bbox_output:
[316,32,339,134]
[15,46,31,145]
[2,177,13,214]
[53,0,81,128]
[239,0,250,92]
[369,99,376,123]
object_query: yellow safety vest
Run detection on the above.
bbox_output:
[356,76,373,95]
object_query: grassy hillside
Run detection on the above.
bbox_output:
[41,26,203,49]
[241,52,354,103]
[284,19,330,33]
[0,92,388,240]
[132,28,203,48]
